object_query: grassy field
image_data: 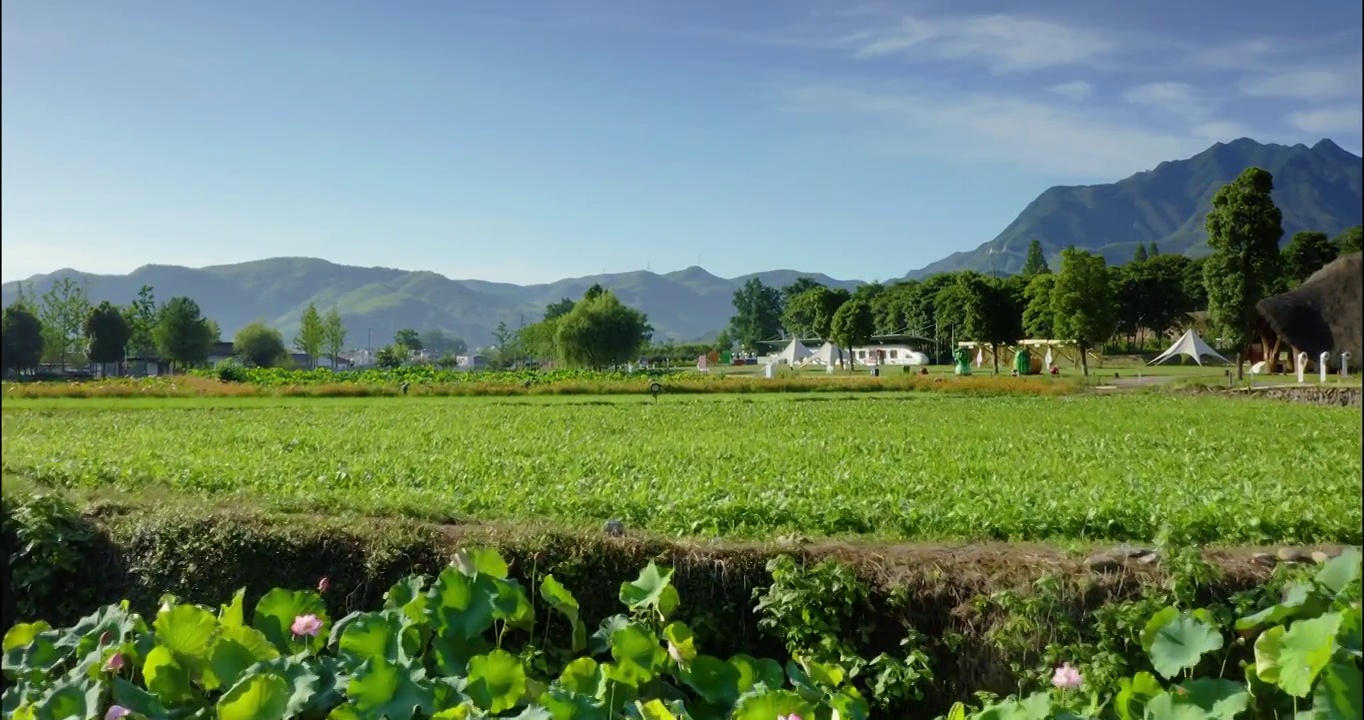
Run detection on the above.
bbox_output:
[3,392,1359,544]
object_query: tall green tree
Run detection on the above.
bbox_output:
[293,303,326,368]
[1051,248,1116,376]
[1181,257,1209,310]
[1132,242,1149,264]
[154,297,214,370]
[1,304,44,374]
[234,321,289,367]
[39,277,91,371]
[544,298,576,322]
[1149,242,1161,256]
[781,286,849,340]
[962,276,1022,374]
[1281,231,1338,286]
[779,277,824,305]
[123,285,159,358]
[1334,225,1362,255]
[491,321,517,368]
[10,281,39,313]
[1140,254,1195,341]
[1022,240,1050,276]
[1110,265,1148,350]
[728,278,783,352]
[1203,167,1284,378]
[1021,274,1056,339]
[518,319,560,361]
[322,307,347,367]
[869,281,914,335]
[555,290,652,369]
[394,328,423,353]
[83,301,131,371]
[829,299,875,372]
[932,278,973,345]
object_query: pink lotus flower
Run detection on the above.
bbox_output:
[104,652,126,672]
[778,714,803,720]
[291,614,323,637]
[318,576,331,594]
[106,706,131,720]
[1052,663,1083,690]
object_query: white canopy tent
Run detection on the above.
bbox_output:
[1148,329,1232,366]
[772,339,813,365]
[800,341,845,367]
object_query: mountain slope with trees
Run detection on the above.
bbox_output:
[0,261,859,348]
[909,138,1362,278]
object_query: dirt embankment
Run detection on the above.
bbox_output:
[1242,385,1363,407]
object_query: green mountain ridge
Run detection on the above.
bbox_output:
[0,259,861,348]
[907,137,1363,278]
[5,138,1358,347]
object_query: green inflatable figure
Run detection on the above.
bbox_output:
[952,347,972,376]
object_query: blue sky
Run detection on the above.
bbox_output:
[3,0,1361,285]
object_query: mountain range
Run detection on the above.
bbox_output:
[0,259,860,347]
[910,137,1362,278]
[3,137,1360,346]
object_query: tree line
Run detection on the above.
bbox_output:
[0,284,359,375]
[231,303,347,369]
[722,169,1360,376]
[1,282,220,375]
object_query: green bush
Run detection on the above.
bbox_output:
[211,358,249,383]
[2,548,868,719]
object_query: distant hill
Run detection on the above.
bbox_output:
[0,259,860,347]
[908,138,1363,278]
[6,137,1358,346]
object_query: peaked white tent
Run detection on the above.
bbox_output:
[801,342,844,367]
[773,339,813,365]
[1148,329,1232,366]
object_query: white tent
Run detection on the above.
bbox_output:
[1148,329,1232,366]
[801,341,844,367]
[773,339,813,365]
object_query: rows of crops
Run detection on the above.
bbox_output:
[4,394,1359,543]
[191,365,672,387]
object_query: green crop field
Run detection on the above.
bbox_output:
[2,393,1360,544]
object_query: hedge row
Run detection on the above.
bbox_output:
[1,493,1278,716]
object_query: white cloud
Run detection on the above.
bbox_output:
[1192,121,1254,141]
[1121,82,1208,116]
[780,84,1214,179]
[1240,69,1361,100]
[1287,107,1363,133]
[1050,81,1093,101]
[837,13,1113,72]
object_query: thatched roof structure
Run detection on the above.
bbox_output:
[1254,252,1362,365]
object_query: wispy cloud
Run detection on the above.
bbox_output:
[1122,82,1206,114]
[828,13,1113,73]
[1239,70,1360,100]
[1049,81,1094,101]
[780,84,1214,178]
[1287,107,1363,134]
[1118,81,1250,139]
